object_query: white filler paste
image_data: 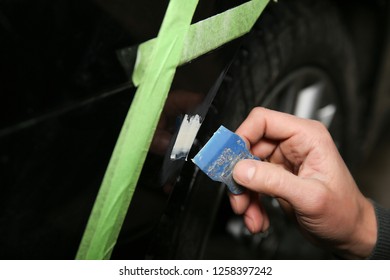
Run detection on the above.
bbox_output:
[170,114,202,160]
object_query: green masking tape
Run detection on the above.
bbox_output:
[76,0,269,260]
[76,0,199,260]
[133,0,269,86]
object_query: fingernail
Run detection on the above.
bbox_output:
[244,214,256,233]
[229,195,239,214]
[247,165,256,181]
[234,160,256,183]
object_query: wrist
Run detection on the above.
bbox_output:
[341,198,377,259]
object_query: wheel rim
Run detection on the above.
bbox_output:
[215,67,345,258]
[261,67,342,146]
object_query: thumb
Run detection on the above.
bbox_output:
[233,159,314,208]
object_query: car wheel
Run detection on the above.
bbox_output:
[147,0,360,259]
[204,0,360,259]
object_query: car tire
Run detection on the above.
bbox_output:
[148,0,360,259]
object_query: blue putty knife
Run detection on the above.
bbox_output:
[192,125,259,194]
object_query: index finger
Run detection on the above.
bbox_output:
[235,107,308,147]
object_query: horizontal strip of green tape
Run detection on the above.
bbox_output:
[76,0,269,260]
[133,0,269,86]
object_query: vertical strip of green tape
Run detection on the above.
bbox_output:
[76,0,199,260]
[76,0,270,260]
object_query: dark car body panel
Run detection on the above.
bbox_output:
[0,0,389,259]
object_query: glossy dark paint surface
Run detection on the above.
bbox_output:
[0,0,389,259]
[0,0,245,259]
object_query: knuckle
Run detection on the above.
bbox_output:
[262,165,287,192]
[250,107,267,118]
[308,119,328,133]
[304,119,334,144]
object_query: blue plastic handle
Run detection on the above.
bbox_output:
[192,125,259,194]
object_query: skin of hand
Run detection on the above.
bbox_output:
[230,107,377,259]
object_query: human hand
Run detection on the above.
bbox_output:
[230,107,377,259]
